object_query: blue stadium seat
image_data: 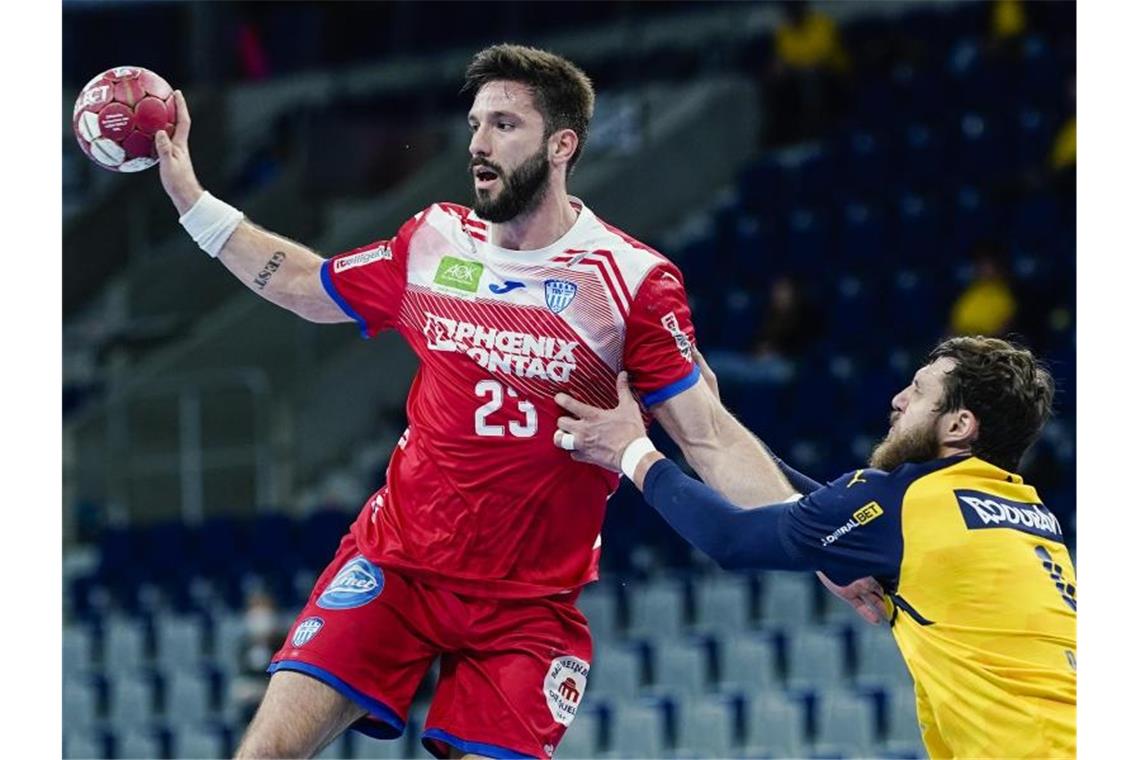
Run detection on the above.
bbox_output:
[627,579,687,639]
[840,131,888,198]
[171,724,229,759]
[886,685,924,746]
[64,624,95,677]
[108,671,159,730]
[102,615,149,673]
[155,614,207,672]
[63,678,101,733]
[210,611,248,676]
[63,728,110,760]
[895,192,943,262]
[743,692,807,757]
[955,112,1005,185]
[813,691,877,757]
[648,640,709,699]
[855,626,913,689]
[838,201,887,263]
[557,708,602,759]
[165,670,214,724]
[887,270,943,346]
[119,726,169,759]
[1019,35,1064,103]
[577,584,620,642]
[785,207,831,271]
[693,575,752,634]
[589,645,643,701]
[605,701,666,758]
[786,629,847,690]
[716,289,761,352]
[951,185,996,256]
[673,695,737,756]
[1012,107,1053,173]
[718,634,780,693]
[759,573,815,628]
[826,275,876,342]
[897,122,945,191]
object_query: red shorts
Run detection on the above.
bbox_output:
[270,533,593,759]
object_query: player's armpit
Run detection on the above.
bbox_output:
[652,378,796,506]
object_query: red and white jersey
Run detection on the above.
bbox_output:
[321,199,699,599]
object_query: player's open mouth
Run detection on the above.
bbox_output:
[474,167,500,188]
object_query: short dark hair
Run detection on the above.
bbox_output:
[927,336,1055,472]
[463,44,595,172]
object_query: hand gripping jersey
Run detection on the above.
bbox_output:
[321,199,699,599]
[779,455,1076,759]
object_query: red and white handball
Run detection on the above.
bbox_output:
[72,66,176,173]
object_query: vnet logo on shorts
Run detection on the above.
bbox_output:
[317,556,385,610]
[543,655,589,727]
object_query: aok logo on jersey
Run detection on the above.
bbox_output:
[543,656,589,727]
[433,255,484,293]
[956,490,1063,541]
[422,311,579,382]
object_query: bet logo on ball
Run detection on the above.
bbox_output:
[72,66,175,173]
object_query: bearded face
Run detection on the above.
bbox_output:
[470,144,551,223]
[868,412,943,471]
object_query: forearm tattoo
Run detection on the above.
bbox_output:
[253,251,287,290]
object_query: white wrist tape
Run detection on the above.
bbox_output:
[179,191,244,258]
[620,437,658,480]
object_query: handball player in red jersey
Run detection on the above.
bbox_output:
[155,45,812,759]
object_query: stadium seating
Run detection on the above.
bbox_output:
[62,1,1075,756]
[673,695,738,757]
[604,701,666,758]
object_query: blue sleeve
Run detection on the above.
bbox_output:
[771,454,824,494]
[776,469,905,586]
[642,459,811,572]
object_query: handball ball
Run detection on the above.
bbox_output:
[72,66,176,173]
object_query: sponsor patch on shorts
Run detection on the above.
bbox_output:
[544,655,589,727]
[292,616,324,647]
[317,555,385,610]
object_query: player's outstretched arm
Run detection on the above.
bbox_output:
[155,91,349,324]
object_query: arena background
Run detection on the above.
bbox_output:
[60,2,1077,758]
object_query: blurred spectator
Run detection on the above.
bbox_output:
[229,589,289,724]
[949,246,1017,337]
[764,1,852,145]
[990,0,1028,44]
[754,275,822,359]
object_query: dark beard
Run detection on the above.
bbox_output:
[868,421,942,471]
[471,147,551,223]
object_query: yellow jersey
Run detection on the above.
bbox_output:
[779,455,1076,758]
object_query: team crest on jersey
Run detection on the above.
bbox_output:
[317,556,385,610]
[291,617,324,647]
[543,655,589,727]
[544,279,578,314]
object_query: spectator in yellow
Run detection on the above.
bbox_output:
[950,249,1017,337]
[775,1,850,73]
[991,0,1027,42]
[766,1,851,145]
[1050,116,1075,171]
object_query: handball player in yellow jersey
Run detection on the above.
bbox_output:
[555,336,1075,759]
